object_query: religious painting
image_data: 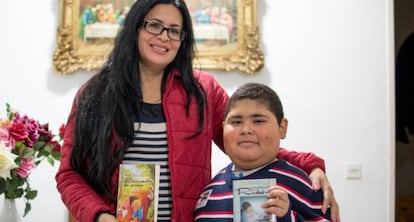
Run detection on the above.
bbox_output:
[53,0,263,74]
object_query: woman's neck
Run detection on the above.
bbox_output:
[140,67,164,104]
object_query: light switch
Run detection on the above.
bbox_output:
[346,163,362,179]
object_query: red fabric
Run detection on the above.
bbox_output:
[277,147,325,175]
[56,97,113,222]
[55,70,325,222]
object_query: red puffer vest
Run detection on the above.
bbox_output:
[161,70,229,221]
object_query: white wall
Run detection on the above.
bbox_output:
[0,0,394,221]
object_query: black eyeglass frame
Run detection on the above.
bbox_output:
[141,20,187,41]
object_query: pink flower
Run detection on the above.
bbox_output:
[8,122,29,141]
[0,128,14,147]
[0,127,9,140]
[16,157,35,178]
[10,114,39,147]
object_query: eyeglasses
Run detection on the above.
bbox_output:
[142,20,187,41]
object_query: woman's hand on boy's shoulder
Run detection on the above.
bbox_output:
[309,168,341,222]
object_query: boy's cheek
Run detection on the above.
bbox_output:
[223,129,239,143]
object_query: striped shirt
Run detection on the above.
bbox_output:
[123,103,172,221]
[194,160,331,222]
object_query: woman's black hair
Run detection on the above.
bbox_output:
[70,0,206,204]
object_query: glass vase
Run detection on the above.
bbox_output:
[0,198,22,222]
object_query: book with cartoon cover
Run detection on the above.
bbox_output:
[116,163,160,222]
[233,178,277,222]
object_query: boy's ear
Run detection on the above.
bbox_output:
[279,118,288,139]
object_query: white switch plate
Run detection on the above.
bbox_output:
[346,163,362,179]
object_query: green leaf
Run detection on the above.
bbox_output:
[38,135,49,142]
[6,187,23,199]
[25,190,38,200]
[47,156,55,166]
[15,141,25,147]
[6,103,13,120]
[16,176,26,187]
[33,141,45,150]
[23,202,31,217]
[0,178,6,194]
[44,144,53,152]
[22,147,35,158]
[38,148,51,157]
[51,152,61,160]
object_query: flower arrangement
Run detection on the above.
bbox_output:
[0,103,64,216]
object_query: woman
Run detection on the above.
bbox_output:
[55,1,339,222]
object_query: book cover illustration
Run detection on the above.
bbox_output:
[233,178,277,222]
[116,163,160,222]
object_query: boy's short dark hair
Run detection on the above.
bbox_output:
[224,83,284,124]
[241,201,252,211]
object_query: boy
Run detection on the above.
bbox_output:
[194,83,331,221]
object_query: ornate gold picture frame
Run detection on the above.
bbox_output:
[53,0,263,75]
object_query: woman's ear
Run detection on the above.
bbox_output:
[279,118,288,139]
